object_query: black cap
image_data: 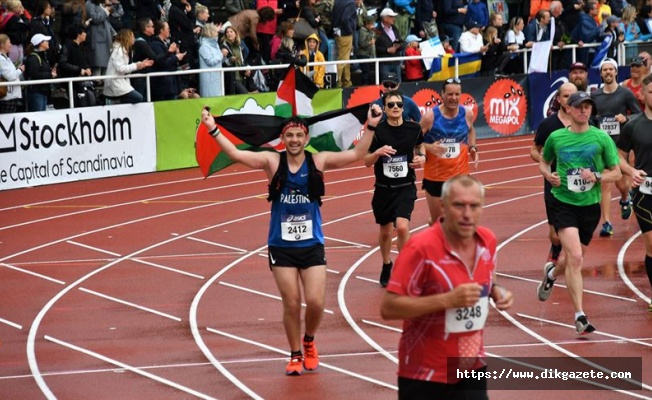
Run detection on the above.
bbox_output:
[631,56,648,67]
[568,91,595,108]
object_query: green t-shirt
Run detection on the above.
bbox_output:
[542,126,619,206]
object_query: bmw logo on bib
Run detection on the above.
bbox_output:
[465,320,473,330]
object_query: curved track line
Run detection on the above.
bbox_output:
[617,230,650,303]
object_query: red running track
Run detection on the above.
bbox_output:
[1,135,651,399]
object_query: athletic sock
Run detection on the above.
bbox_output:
[291,350,302,358]
[303,334,314,343]
[551,244,562,262]
[574,311,585,320]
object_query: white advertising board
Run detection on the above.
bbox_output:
[0,103,157,191]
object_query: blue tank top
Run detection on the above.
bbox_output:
[424,106,469,144]
[268,158,324,247]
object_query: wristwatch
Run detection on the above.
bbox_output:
[594,172,602,182]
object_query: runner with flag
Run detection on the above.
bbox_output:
[199,101,382,376]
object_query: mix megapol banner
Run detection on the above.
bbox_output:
[0,104,157,190]
[342,75,531,138]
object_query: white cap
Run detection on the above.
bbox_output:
[380,8,398,17]
[30,33,51,47]
[599,57,618,71]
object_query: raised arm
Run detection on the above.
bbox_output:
[201,108,279,177]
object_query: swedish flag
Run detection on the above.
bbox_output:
[428,52,482,81]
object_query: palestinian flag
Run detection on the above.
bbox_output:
[195,64,370,178]
[275,64,319,118]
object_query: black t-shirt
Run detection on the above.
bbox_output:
[369,120,423,186]
[618,113,652,175]
[534,112,565,194]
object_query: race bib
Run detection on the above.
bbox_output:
[445,296,489,333]
[600,116,620,136]
[281,213,314,241]
[383,155,408,178]
[444,142,461,158]
[640,177,652,195]
[566,168,595,192]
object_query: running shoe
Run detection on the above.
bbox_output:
[575,315,596,334]
[648,301,652,313]
[285,356,303,376]
[302,340,319,371]
[379,261,393,288]
[599,222,614,237]
[537,262,556,302]
[620,196,632,220]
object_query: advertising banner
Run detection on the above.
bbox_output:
[0,103,157,191]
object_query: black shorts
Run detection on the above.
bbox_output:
[632,190,652,234]
[398,367,488,400]
[422,179,444,197]
[268,244,326,270]
[544,189,555,225]
[372,184,417,225]
[549,196,601,246]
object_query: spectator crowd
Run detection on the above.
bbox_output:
[1,0,652,112]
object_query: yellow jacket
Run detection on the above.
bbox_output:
[300,33,326,88]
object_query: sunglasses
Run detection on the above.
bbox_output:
[382,81,398,89]
[445,78,462,84]
[386,101,404,108]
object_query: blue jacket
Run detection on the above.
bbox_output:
[571,12,604,43]
[466,2,489,27]
[198,36,224,98]
[332,0,357,36]
[524,19,551,43]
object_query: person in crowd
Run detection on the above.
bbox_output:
[198,22,224,97]
[571,0,604,66]
[355,14,376,85]
[617,73,652,313]
[537,91,621,334]
[106,0,124,31]
[635,4,652,36]
[530,0,552,21]
[466,0,489,29]
[274,35,298,63]
[403,34,423,82]
[442,35,456,54]
[596,0,611,24]
[229,5,275,61]
[168,0,199,68]
[194,2,210,36]
[372,78,421,122]
[415,0,435,39]
[200,103,381,376]
[270,20,294,61]
[134,0,163,23]
[23,33,55,111]
[256,0,283,63]
[524,9,552,44]
[530,82,578,277]
[0,33,24,113]
[550,0,571,71]
[131,17,157,98]
[440,0,467,52]
[421,78,479,226]
[297,0,328,55]
[380,175,513,398]
[375,7,403,84]
[603,15,624,59]
[561,0,584,32]
[86,0,116,75]
[103,28,153,103]
[57,24,94,106]
[61,0,88,29]
[150,20,193,101]
[459,20,488,54]
[2,0,30,65]
[364,90,428,287]
[299,33,324,88]
[620,5,652,61]
[488,12,506,44]
[622,56,648,110]
[503,16,531,74]
[331,0,356,88]
[28,0,58,66]
[592,58,641,237]
[221,24,256,94]
[480,25,509,76]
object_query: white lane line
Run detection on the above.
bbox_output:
[326,269,340,275]
[205,327,397,391]
[361,319,402,333]
[187,237,248,253]
[0,317,22,329]
[355,276,379,284]
[324,236,370,248]
[217,282,334,315]
[516,313,652,349]
[131,258,204,279]
[66,241,122,257]
[78,288,182,322]
[617,231,650,303]
[0,263,66,285]
[485,337,652,348]
[496,272,638,302]
[44,336,217,400]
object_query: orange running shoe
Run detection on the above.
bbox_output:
[302,340,319,371]
[285,356,303,376]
